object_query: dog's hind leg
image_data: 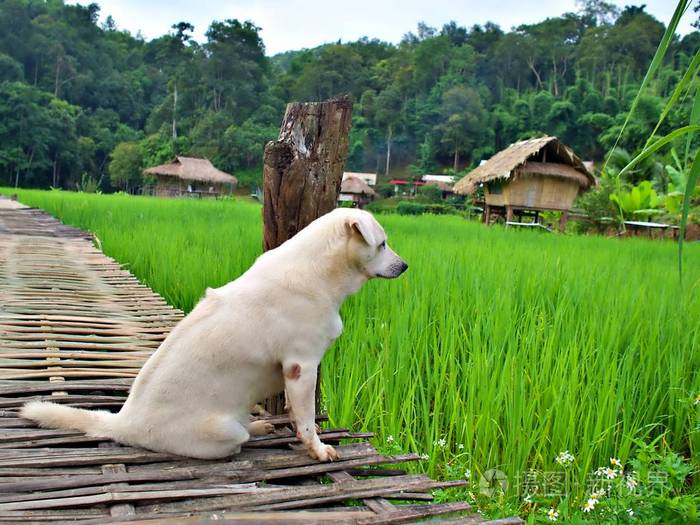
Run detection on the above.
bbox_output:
[248,420,275,436]
[193,415,250,458]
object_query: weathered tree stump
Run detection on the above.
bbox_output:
[263,96,353,251]
[262,96,353,414]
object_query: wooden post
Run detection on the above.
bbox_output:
[262,96,353,414]
[559,211,569,232]
[263,96,353,251]
[483,205,491,225]
[505,205,514,226]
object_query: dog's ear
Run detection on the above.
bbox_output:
[348,216,376,246]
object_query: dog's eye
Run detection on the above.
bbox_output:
[379,241,386,249]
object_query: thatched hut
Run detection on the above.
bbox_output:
[454,136,594,229]
[421,175,455,199]
[343,171,377,186]
[143,157,237,198]
[338,175,377,208]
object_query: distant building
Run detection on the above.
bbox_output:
[421,175,455,199]
[343,172,377,186]
[421,174,455,184]
[424,181,455,199]
[388,179,425,196]
[339,175,377,208]
[143,157,237,198]
[454,136,594,230]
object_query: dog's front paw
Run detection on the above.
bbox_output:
[310,443,338,462]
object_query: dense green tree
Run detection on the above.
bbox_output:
[219,119,278,171]
[374,86,404,176]
[436,86,488,170]
[203,19,266,115]
[0,82,80,187]
[108,142,143,192]
[0,53,23,81]
[292,44,364,100]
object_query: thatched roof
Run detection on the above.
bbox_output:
[144,157,237,185]
[341,175,377,196]
[453,136,594,195]
[343,172,377,186]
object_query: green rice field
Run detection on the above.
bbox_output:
[3,189,699,515]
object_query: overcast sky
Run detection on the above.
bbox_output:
[69,0,696,55]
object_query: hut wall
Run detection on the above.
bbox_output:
[154,177,183,197]
[484,182,505,206]
[151,178,234,197]
[485,174,579,211]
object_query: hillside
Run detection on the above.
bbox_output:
[0,0,697,191]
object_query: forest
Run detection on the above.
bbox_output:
[0,0,697,192]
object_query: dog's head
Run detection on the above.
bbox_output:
[343,209,408,279]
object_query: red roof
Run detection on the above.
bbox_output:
[389,179,425,185]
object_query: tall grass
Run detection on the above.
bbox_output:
[5,189,699,499]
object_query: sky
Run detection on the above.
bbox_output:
[69,0,696,55]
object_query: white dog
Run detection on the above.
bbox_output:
[21,208,407,461]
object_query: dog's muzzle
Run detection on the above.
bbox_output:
[380,260,408,279]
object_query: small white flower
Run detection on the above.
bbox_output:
[547,507,559,521]
[524,494,533,504]
[458,443,465,450]
[555,450,575,466]
[434,438,447,448]
[604,467,618,479]
[591,489,606,501]
[627,508,634,516]
[626,476,638,491]
[386,435,394,443]
[419,453,429,460]
[583,498,597,512]
[464,469,471,479]
[610,457,622,467]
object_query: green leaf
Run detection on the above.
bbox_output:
[678,148,700,280]
[685,80,700,165]
[648,50,700,147]
[618,126,700,179]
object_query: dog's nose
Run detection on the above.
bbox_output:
[399,261,408,274]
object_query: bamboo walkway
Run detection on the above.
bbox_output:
[0,197,522,524]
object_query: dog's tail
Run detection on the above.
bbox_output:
[20,401,118,438]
